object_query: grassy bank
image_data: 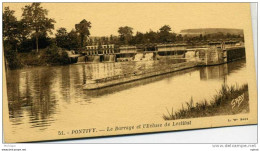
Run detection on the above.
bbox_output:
[163,83,249,120]
[5,45,71,70]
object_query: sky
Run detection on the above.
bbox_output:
[3,3,250,37]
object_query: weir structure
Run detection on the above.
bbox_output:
[80,40,245,90]
[73,40,244,64]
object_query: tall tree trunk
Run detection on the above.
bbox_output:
[3,42,9,72]
[36,36,39,53]
[81,35,84,48]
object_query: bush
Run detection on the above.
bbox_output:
[42,44,70,65]
[18,52,45,66]
[5,43,71,69]
[4,49,22,70]
[59,51,70,65]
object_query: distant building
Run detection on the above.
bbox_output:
[119,46,137,54]
[180,28,244,37]
[85,44,115,55]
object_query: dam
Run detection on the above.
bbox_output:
[80,41,245,90]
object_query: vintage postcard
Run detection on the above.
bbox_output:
[2,3,257,143]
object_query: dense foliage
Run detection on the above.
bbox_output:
[3,3,244,70]
[43,44,70,65]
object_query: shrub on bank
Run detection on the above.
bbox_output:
[59,51,70,65]
[5,44,71,70]
[43,44,61,64]
[4,49,22,70]
[41,44,70,65]
[18,51,46,66]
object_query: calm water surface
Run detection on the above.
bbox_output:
[6,59,247,139]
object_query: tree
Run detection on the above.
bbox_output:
[17,19,31,44]
[88,38,93,46]
[21,3,55,52]
[67,29,81,50]
[144,30,159,43]
[118,26,133,45]
[3,7,23,69]
[3,7,17,40]
[109,35,119,44]
[3,7,19,50]
[109,35,114,43]
[55,28,81,50]
[75,19,91,48]
[55,27,69,49]
[159,25,172,33]
[176,34,183,42]
[31,32,52,50]
[130,31,144,44]
[159,25,173,43]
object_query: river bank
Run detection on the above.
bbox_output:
[4,46,71,70]
[163,83,249,120]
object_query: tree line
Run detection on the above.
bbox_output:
[3,3,92,69]
[3,3,243,69]
[3,3,91,53]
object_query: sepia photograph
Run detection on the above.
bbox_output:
[2,2,257,143]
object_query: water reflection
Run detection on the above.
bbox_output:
[7,68,58,129]
[6,59,246,131]
[200,60,246,81]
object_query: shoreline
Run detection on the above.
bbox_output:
[163,83,249,120]
[83,58,245,90]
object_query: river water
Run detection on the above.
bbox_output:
[5,59,247,141]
